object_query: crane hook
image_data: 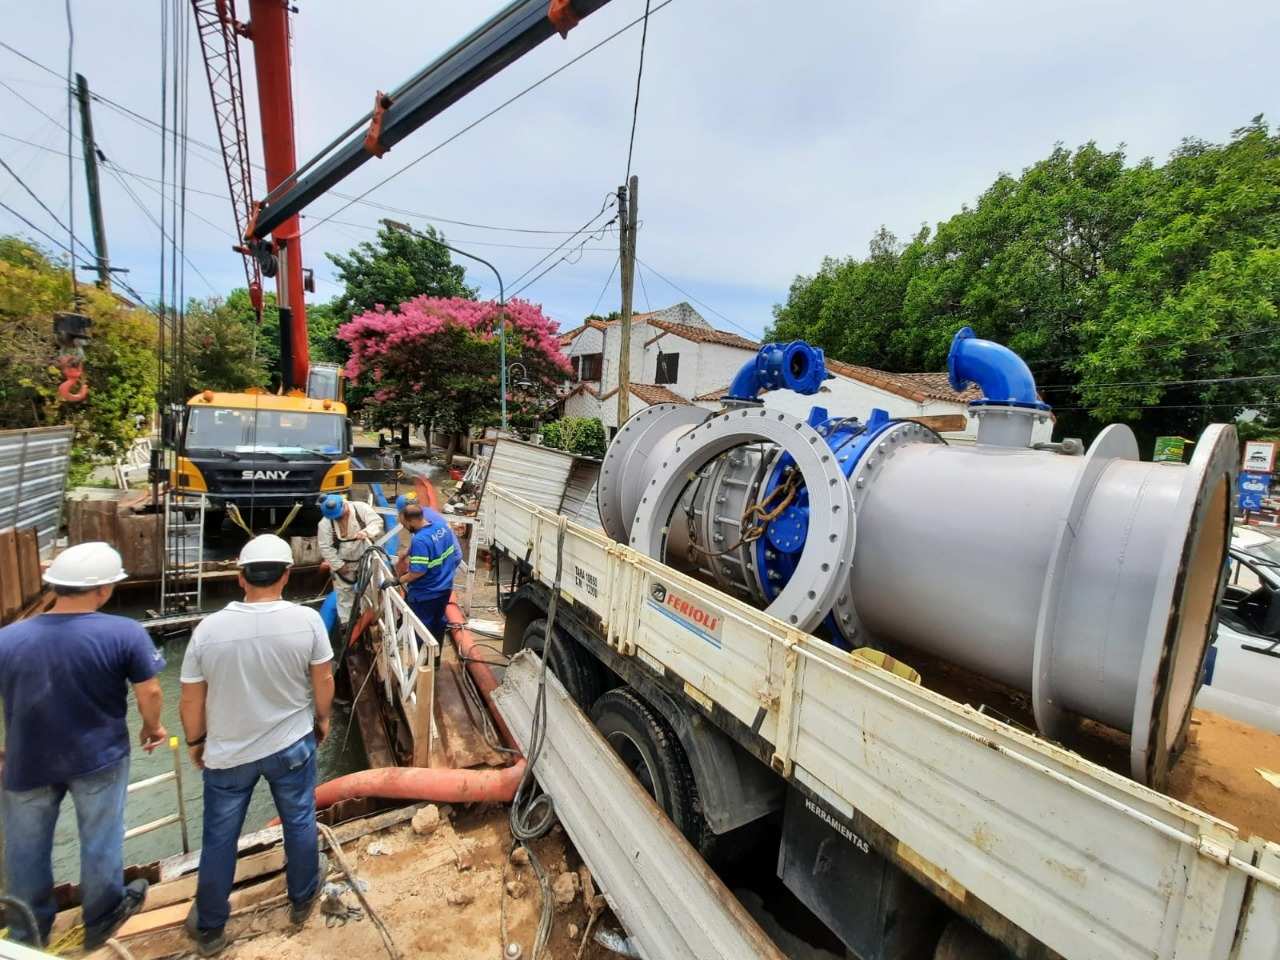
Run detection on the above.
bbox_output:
[57,355,89,403]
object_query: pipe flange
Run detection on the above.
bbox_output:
[628,407,855,632]
[834,420,944,648]
[598,404,709,542]
[1031,423,1139,742]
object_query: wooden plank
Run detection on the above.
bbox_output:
[905,414,969,434]
[412,654,434,768]
[115,872,289,939]
[116,514,162,579]
[16,527,41,606]
[0,529,21,623]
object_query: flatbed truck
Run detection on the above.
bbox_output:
[483,483,1280,960]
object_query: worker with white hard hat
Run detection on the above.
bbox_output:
[316,493,383,628]
[0,541,166,948]
[179,534,334,956]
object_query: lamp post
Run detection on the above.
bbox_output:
[507,362,532,389]
[380,219,510,431]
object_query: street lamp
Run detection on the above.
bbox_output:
[507,362,533,390]
[380,219,511,431]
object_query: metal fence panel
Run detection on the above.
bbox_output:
[0,426,74,557]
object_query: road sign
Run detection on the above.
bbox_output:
[1242,441,1278,473]
[1238,471,1271,512]
[1153,436,1190,463]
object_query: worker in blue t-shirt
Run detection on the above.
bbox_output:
[0,542,167,948]
[383,503,461,641]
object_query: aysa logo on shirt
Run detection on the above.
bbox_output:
[241,469,290,481]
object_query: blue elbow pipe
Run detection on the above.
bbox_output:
[726,341,828,401]
[947,327,1049,409]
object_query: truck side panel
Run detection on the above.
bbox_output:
[487,487,1280,960]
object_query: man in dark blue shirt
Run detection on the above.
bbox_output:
[385,504,461,641]
[0,542,167,948]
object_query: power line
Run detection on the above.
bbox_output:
[1024,322,1280,371]
[0,154,75,240]
[635,257,758,338]
[507,195,617,294]
[64,0,77,305]
[301,0,678,239]
[302,213,616,252]
[636,259,652,312]
[623,0,653,185]
[1039,373,1280,392]
[1054,399,1280,413]
[592,254,621,315]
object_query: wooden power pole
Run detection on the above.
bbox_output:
[75,73,111,289]
[617,174,638,425]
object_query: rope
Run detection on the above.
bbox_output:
[686,467,801,560]
[316,823,403,960]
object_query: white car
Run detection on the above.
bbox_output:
[1196,525,1280,732]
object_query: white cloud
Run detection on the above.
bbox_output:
[1,0,1276,337]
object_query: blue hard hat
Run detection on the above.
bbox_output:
[395,492,418,512]
[320,494,346,520]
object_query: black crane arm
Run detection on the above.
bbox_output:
[248,0,614,241]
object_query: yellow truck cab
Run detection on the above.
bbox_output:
[171,388,353,533]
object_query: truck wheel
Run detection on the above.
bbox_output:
[521,618,605,709]
[590,687,707,850]
[933,919,1009,960]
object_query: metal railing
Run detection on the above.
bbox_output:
[124,737,191,854]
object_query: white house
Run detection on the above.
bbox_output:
[556,303,760,431]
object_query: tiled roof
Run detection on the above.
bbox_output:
[598,383,689,406]
[647,320,759,351]
[692,387,730,402]
[823,359,982,403]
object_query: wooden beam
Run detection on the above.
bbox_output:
[905,414,969,434]
[0,530,21,623]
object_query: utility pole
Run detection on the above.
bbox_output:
[75,73,110,289]
[617,175,638,425]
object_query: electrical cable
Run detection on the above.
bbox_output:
[506,193,616,292]
[636,258,652,312]
[300,0,678,239]
[591,254,621,315]
[623,0,653,185]
[303,213,615,252]
[635,257,758,339]
[1038,373,1280,392]
[64,0,77,306]
[507,516,569,960]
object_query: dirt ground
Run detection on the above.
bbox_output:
[226,805,614,960]
[1168,708,1280,843]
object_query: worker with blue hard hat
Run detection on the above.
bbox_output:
[316,493,383,627]
[382,501,461,643]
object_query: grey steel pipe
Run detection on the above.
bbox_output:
[599,333,1238,786]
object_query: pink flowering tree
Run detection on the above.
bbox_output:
[338,296,570,440]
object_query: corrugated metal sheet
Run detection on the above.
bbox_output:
[0,426,74,557]
[561,458,603,531]
[479,438,575,516]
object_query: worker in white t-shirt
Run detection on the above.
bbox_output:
[178,535,335,956]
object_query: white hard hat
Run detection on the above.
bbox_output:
[237,534,294,567]
[44,541,128,587]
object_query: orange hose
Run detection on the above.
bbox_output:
[448,598,519,750]
[313,759,526,809]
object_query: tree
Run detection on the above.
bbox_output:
[328,224,475,323]
[766,119,1280,446]
[541,417,606,458]
[339,296,570,441]
[0,237,157,481]
[183,296,267,393]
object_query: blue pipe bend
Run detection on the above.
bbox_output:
[726,341,828,401]
[947,327,1048,410]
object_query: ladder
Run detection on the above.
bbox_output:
[161,490,206,615]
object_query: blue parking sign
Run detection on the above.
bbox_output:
[1238,471,1271,511]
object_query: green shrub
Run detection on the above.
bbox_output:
[541,416,605,459]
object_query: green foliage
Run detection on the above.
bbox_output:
[0,237,156,469]
[541,417,606,459]
[767,118,1280,445]
[327,224,475,323]
[183,295,267,393]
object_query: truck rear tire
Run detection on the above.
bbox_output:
[590,687,708,851]
[521,618,606,709]
[932,919,1009,960]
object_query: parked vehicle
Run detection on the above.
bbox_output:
[1198,525,1280,731]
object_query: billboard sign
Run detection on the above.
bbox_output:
[1242,441,1278,474]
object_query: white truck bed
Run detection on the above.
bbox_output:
[484,486,1280,960]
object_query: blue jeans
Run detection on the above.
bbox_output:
[196,734,320,931]
[2,758,130,944]
[408,593,450,641]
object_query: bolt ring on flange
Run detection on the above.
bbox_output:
[628,407,855,633]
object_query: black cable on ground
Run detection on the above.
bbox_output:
[0,895,43,948]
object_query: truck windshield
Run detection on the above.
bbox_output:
[185,407,345,456]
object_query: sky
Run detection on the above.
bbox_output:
[1,0,1277,340]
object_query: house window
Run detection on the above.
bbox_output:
[576,353,603,382]
[655,352,679,385]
